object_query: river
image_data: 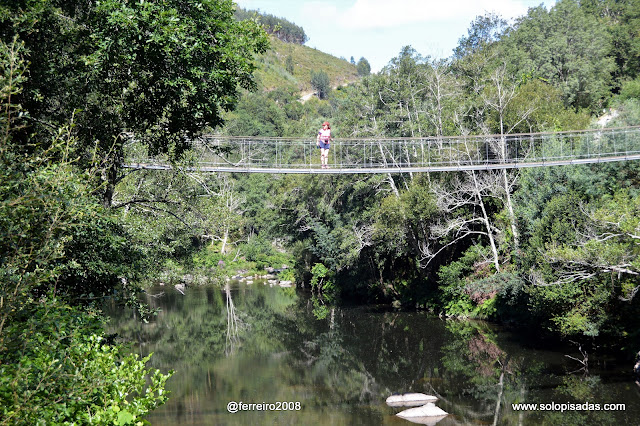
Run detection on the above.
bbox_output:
[106,282,640,425]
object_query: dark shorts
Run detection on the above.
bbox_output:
[318,141,330,150]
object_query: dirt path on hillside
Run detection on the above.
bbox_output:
[300,91,316,102]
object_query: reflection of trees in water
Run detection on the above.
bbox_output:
[107,288,633,425]
[298,320,380,403]
[289,302,450,407]
[440,321,528,424]
[439,322,621,426]
[107,285,301,423]
[225,284,243,356]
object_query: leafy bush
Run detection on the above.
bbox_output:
[310,70,330,99]
[310,263,329,292]
[0,300,172,425]
[619,76,640,101]
[240,236,292,270]
[278,267,295,282]
[437,245,487,318]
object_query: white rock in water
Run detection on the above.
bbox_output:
[396,403,448,419]
[386,393,437,407]
[397,414,448,425]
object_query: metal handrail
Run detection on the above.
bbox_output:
[123,126,640,173]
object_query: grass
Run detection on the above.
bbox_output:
[255,36,360,93]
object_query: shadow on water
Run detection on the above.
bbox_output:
[105,283,640,425]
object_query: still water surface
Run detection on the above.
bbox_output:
[107,282,640,425]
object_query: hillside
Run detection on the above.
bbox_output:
[254,36,360,95]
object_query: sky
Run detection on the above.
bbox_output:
[235,0,556,72]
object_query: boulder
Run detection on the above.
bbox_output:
[386,393,437,407]
[396,414,448,425]
[396,403,447,420]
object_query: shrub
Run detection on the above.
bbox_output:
[310,70,330,99]
[619,77,640,101]
[0,299,172,425]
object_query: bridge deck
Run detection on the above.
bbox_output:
[123,153,640,174]
[123,126,640,173]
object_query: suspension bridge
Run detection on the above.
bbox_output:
[123,126,640,174]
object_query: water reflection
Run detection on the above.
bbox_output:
[106,283,640,425]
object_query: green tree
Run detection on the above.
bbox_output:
[0,38,171,425]
[0,38,137,325]
[506,0,615,111]
[285,54,295,74]
[356,57,371,76]
[454,12,509,59]
[502,79,590,133]
[0,0,269,207]
[581,0,640,82]
[224,91,287,136]
[311,70,331,100]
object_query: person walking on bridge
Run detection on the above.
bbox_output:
[317,121,332,169]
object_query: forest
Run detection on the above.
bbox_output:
[234,7,308,45]
[220,0,640,341]
[1,0,640,423]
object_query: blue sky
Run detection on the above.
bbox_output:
[235,0,556,72]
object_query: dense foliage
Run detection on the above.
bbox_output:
[235,7,308,44]
[0,0,269,206]
[213,0,640,348]
[1,301,171,425]
[0,1,269,423]
[2,0,640,422]
[0,39,172,424]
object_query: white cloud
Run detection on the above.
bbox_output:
[299,1,341,22]
[332,0,530,30]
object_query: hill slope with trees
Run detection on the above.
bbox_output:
[215,0,640,349]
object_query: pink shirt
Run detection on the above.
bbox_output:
[318,129,331,142]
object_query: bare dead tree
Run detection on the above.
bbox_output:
[420,170,503,270]
[481,63,536,252]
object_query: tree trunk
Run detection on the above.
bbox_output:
[102,160,118,209]
[472,171,500,272]
[221,229,229,254]
[500,129,519,252]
